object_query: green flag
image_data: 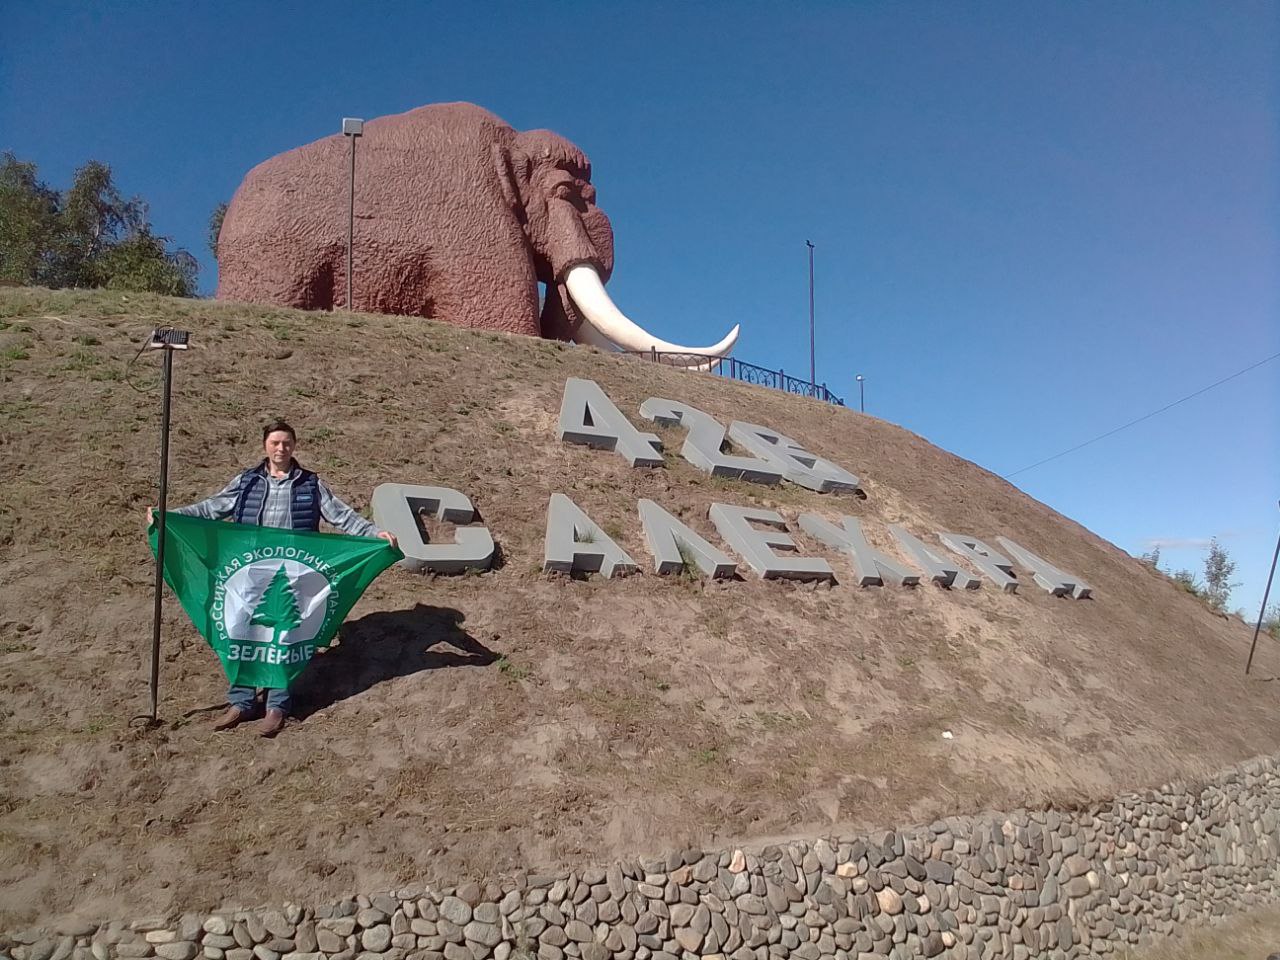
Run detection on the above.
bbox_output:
[148,513,402,689]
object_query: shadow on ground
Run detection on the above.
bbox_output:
[291,604,497,717]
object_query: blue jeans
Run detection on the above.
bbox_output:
[227,685,292,715]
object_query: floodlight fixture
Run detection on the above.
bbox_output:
[342,117,366,309]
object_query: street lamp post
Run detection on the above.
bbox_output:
[342,117,364,310]
[145,326,189,723]
[856,374,865,413]
[806,240,815,386]
[1245,500,1280,676]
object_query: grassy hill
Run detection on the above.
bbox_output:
[0,286,1273,926]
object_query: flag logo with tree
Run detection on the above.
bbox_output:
[249,564,303,644]
[149,514,401,688]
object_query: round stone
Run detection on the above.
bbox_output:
[439,897,472,926]
[876,889,904,915]
[360,925,392,953]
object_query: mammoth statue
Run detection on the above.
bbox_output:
[216,102,737,366]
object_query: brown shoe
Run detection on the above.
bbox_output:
[258,708,286,738]
[212,706,248,731]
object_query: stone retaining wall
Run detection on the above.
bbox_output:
[7,756,1280,960]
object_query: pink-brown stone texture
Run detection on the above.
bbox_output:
[215,102,613,339]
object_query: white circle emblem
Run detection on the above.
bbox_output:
[222,559,332,645]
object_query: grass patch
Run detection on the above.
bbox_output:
[63,349,100,371]
[263,320,292,341]
[497,656,531,681]
[2,344,30,362]
[676,542,702,581]
[752,710,806,731]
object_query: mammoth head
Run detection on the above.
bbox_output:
[512,129,615,286]
[500,129,737,367]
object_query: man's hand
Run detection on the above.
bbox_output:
[378,530,399,549]
[147,507,155,525]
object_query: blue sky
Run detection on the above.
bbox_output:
[3,1,1277,615]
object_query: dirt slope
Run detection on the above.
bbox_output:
[0,287,1273,926]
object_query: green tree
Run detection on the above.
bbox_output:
[250,565,303,644]
[0,153,197,295]
[1202,538,1239,612]
[1265,602,1280,641]
[208,201,227,258]
[0,152,59,283]
[1139,546,1161,569]
[93,229,198,296]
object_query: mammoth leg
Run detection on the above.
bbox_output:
[539,281,577,342]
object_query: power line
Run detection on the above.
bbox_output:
[1003,350,1280,479]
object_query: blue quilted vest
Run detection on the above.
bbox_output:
[231,461,322,531]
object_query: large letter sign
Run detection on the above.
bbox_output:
[727,422,860,493]
[558,378,664,467]
[799,514,920,587]
[889,525,981,589]
[638,499,737,578]
[710,504,833,581]
[938,533,1018,593]
[997,537,1093,599]
[639,398,781,484]
[371,483,495,574]
[544,493,638,578]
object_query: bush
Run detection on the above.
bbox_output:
[0,152,196,296]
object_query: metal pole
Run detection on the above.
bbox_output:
[148,348,174,722]
[860,378,865,413]
[806,240,815,386]
[347,135,357,310]
[1244,502,1280,675]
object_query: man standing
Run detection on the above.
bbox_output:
[150,419,397,737]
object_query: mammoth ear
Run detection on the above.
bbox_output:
[493,143,530,213]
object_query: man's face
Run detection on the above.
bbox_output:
[264,430,296,469]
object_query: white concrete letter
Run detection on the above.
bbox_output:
[727,421,859,493]
[371,483,496,574]
[996,536,1093,599]
[889,524,981,589]
[638,498,737,578]
[710,503,833,581]
[939,533,1019,593]
[799,514,920,587]
[558,378,663,467]
[639,398,781,484]
[544,493,638,578]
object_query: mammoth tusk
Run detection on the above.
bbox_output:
[567,317,618,351]
[564,264,739,366]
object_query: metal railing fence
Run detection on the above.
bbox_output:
[625,349,845,407]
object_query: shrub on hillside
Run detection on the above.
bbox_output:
[0,152,196,296]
